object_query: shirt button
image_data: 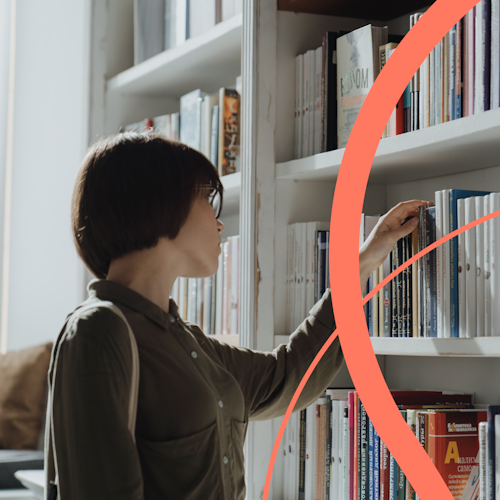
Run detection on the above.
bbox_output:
[169,316,175,323]
[223,456,228,465]
[218,400,223,408]
[191,351,198,359]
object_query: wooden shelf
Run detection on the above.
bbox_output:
[107,14,242,98]
[276,107,500,184]
[275,335,500,357]
[278,0,434,21]
[210,334,239,346]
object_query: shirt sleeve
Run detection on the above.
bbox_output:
[52,306,144,500]
[204,289,344,422]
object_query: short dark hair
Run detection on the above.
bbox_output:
[71,132,223,279]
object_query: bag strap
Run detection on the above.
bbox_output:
[44,300,140,499]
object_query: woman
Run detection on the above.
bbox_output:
[46,132,428,500]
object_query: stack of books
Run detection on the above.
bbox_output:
[171,234,239,335]
[294,3,500,157]
[282,389,493,500]
[134,0,243,64]
[123,79,241,177]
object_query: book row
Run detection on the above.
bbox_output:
[363,190,500,338]
[170,235,239,335]
[282,389,493,500]
[286,222,331,333]
[294,2,500,158]
[124,79,241,177]
[134,0,242,64]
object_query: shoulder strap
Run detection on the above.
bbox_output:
[44,300,140,499]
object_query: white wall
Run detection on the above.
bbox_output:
[5,0,90,351]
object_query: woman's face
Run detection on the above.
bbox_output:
[173,188,224,278]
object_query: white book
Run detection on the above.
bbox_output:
[234,0,242,15]
[153,114,171,138]
[430,47,435,127]
[175,0,188,45]
[300,224,307,321]
[203,276,213,334]
[170,112,180,140]
[134,0,165,64]
[230,235,239,335]
[222,240,231,334]
[314,46,323,156]
[283,418,289,499]
[475,197,485,337]
[475,0,485,114]
[420,19,430,128]
[187,277,197,323]
[303,51,310,160]
[188,0,216,39]
[458,198,467,337]
[337,400,345,500]
[178,277,187,319]
[293,224,300,330]
[197,277,204,327]
[442,190,451,337]
[180,89,207,150]
[492,0,500,109]
[305,404,317,500]
[484,195,492,336]
[491,193,500,335]
[435,190,444,338]
[336,25,388,149]
[435,40,442,125]
[201,95,219,159]
[465,197,477,337]
[286,224,293,333]
[479,421,487,500]
[215,249,224,334]
[295,55,299,159]
[308,49,316,157]
[467,9,476,116]
[297,54,304,159]
[329,395,339,500]
[221,0,234,20]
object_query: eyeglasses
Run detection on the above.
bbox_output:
[197,184,222,217]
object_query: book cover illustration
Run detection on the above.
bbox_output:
[218,88,240,176]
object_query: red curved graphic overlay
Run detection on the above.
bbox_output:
[261,1,482,500]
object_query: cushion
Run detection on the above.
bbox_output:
[0,450,44,489]
[0,343,53,450]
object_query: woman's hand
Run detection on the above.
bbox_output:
[359,199,433,291]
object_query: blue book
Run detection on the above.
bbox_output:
[487,406,500,500]
[368,419,374,500]
[389,452,397,500]
[426,207,438,337]
[448,190,491,337]
[374,426,380,500]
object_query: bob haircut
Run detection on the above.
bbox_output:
[71,132,223,279]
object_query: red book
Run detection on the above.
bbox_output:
[428,410,486,500]
[379,441,390,500]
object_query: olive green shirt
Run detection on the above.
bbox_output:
[50,279,343,500]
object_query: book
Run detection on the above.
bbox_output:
[188,0,216,39]
[134,0,165,64]
[428,409,487,499]
[180,89,206,150]
[218,88,240,176]
[337,24,388,149]
[325,32,339,152]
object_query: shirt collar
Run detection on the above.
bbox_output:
[87,279,179,330]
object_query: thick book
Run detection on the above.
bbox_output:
[428,410,487,499]
[337,24,388,149]
[218,88,240,176]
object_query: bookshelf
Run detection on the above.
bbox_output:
[88,0,500,499]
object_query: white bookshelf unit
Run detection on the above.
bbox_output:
[87,0,500,499]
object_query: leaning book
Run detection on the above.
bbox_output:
[336,24,388,149]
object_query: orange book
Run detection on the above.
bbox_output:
[218,88,240,176]
[428,410,486,500]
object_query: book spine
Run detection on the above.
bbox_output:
[485,196,492,337]
[492,0,500,109]
[321,36,327,154]
[456,19,462,119]
[348,392,354,500]
[315,46,323,156]
[380,441,389,500]
[476,1,485,113]
[476,197,486,337]
[487,406,500,499]
[373,425,380,500]
[483,0,492,111]
[465,197,477,337]
[299,409,307,500]
[389,452,396,500]
[368,418,374,500]
[458,199,467,337]
[480,421,488,500]
[442,190,451,337]
[325,395,332,500]
[449,24,456,120]
[326,32,338,151]
[298,54,304,158]
[360,401,368,500]
[495,415,500,499]
[343,403,349,500]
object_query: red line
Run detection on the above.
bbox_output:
[363,209,500,305]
